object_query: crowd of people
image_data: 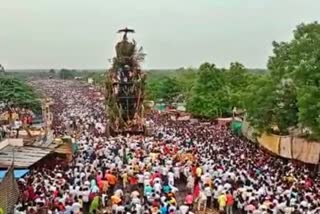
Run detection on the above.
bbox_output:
[12,80,320,214]
[0,106,34,139]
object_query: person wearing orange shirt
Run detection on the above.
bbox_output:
[111,194,122,205]
[105,172,117,195]
[98,179,109,193]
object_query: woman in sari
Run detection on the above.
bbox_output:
[89,196,100,214]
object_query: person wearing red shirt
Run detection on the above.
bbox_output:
[191,165,197,177]
[193,179,200,199]
[27,115,33,125]
[129,174,138,187]
[164,145,170,154]
[185,192,194,210]
[226,191,234,214]
[151,171,161,185]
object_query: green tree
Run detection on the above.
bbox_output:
[0,76,41,111]
[267,22,320,138]
[244,22,320,138]
[146,76,180,102]
[225,62,253,109]
[297,86,320,138]
[187,63,231,118]
[0,64,5,73]
[244,75,276,133]
[59,69,76,79]
[244,76,298,135]
[175,68,197,100]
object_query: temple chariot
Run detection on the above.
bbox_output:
[105,28,146,136]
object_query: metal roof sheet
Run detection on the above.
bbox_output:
[0,145,51,168]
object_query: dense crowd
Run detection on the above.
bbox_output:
[0,106,34,139]
[13,80,320,214]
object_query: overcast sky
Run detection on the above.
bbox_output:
[0,0,320,70]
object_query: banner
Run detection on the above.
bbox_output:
[292,138,320,164]
[177,115,190,121]
[257,133,280,155]
[242,119,320,164]
[279,136,292,159]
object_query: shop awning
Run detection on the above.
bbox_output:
[0,169,29,181]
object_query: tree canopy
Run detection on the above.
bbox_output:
[187,63,230,118]
[263,22,320,139]
[59,69,77,79]
[146,76,180,102]
[146,63,256,118]
[0,76,41,111]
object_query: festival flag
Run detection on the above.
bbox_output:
[0,163,20,214]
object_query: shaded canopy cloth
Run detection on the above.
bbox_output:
[154,103,166,112]
[231,120,242,136]
[0,169,29,181]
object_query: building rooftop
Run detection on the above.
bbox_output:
[0,145,51,168]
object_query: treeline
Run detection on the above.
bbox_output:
[0,76,41,112]
[146,22,320,140]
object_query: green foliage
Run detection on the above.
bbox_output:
[145,21,320,139]
[0,64,4,73]
[59,69,76,79]
[186,62,256,118]
[146,76,180,102]
[225,62,255,109]
[245,22,320,139]
[244,76,298,135]
[0,76,41,111]
[84,71,105,85]
[244,75,275,132]
[172,68,197,100]
[146,63,256,119]
[187,63,231,118]
[297,86,320,138]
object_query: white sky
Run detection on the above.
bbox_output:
[0,0,320,69]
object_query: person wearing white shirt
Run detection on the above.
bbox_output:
[72,200,82,213]
[204,184,212,209]
[179,203,190,214]
[173,165,180,180]
[131,196,141,205]
[137,173,144,189]
[186,175,194,192]
[168,171,175,186]
[224,182,232,191]
[197,191,207,212]
[161,166,168,177]
[154,181,162,193]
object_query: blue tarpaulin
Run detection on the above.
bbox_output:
[0,169,29,181]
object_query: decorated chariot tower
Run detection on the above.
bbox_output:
[105,28,146,136]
